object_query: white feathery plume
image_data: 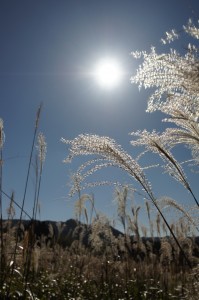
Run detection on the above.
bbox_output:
[0,118,5,149]
[61,134,153,198]
[37,132,47,165]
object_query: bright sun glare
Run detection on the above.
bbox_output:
[94,58,123,88]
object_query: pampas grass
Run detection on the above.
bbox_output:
[0,104,48,298]
[61,18,199,297]
[1,196,199,299]
[1,19,199,299]
[0,118,4,286]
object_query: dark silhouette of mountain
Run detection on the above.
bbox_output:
[2,219,199,265]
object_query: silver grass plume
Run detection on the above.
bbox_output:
[130,129,199,208]
[61,134,153,198]
[156,196,198,232]
[75,193,94,221]
[90,214,115,254]
[131,45,199,114]
[161,29,179,44]
[33,132,47,220]
[183,19,199,40]
[0,118,5,149]
[160,239,173,266]
[145,201,154,238]
[163,115,199,166]
[36,132,47,167]
[115,186,128,231]
[62,134,194,266]
[131,20,199,171]
[130,130,189,188]
[7,191,15,220]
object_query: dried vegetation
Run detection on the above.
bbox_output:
[1,19,199,299]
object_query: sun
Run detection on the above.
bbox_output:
[94,58,123,88]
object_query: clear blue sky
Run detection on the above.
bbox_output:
[0,0,199,226]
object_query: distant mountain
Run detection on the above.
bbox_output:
[2,218,199,265]
[2,218,123,247]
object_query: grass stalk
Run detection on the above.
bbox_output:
[0,147,4,285]
[6,104,42,298]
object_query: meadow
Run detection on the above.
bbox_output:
[0,200,199,300]
[0,19,199,299]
